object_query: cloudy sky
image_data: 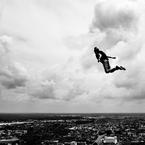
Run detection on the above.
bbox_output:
[0,0,145,113]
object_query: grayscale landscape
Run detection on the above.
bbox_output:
[0,0,145,144]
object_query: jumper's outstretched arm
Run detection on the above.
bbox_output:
[107,56,116,59]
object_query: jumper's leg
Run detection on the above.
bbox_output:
[108,66,126,73]
[102,60,111,73]
[108,66,120,73]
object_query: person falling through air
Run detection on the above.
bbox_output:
[94,47,126,73]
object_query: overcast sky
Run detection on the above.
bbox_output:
[0,0,145,113]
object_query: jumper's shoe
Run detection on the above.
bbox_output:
[120,66,126,70]
[116,65,122,70]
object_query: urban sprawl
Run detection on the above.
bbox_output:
[0,114,145,145]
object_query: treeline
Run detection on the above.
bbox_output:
[0,113,83,122]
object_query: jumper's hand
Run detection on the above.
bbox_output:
[108,56,116,59]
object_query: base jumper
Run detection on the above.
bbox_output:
[94,47,126,73]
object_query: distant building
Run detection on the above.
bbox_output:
[42,140,59,145]
[93,135,118,145]
[71,141,77,145]
[103,136,117,145]
[64,142,71,145]
[93,135,105,145]
[64,141,86,145]
[58,143,64,145]
[77,142,87,145]
[0,138,19,145]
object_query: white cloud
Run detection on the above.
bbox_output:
[0,0,145,112]
[0,35,28,90]
[87,0,145,105]
[29,63,87,101]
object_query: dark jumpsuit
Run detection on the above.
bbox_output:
[94,49,125,73]
[98,51,111,73]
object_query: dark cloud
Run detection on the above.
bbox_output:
[121,88,145,102]
[114,71,139,89]
[30,82,56,100]
[64,83,85,101]
[0,35,28,90]
[1,76,27,89]
[29,66,87,101]
[90,1,137,32]
[113,62,145,102]
[0,67,28,89]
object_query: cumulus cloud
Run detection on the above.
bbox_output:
[29,63,87,101]
[89,0,140,50]
[0,35,28,90]
[0,0,89,103]
[0,63,28,89]
[29,80,56,100]
[90,0,138,32]
[84,0,145,104]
